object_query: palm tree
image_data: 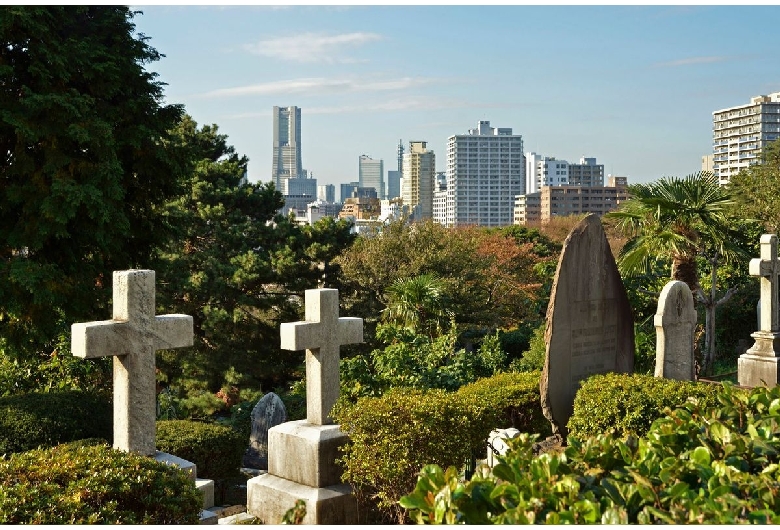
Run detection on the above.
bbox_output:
[381,273,451,337]
[606,171,748,375]
[606,172,739,295]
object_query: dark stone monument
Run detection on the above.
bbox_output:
[540,214,634,438]
[242,392,287,470]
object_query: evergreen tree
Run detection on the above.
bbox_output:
[0,7,186,359]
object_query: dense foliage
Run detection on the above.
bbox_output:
[401,383,780,524]
[566,373,725,440]
[334,371,548,524]
[156,419,245,481]
[0,390,111,454]
[0,442,201,523]
[0,7,186,361]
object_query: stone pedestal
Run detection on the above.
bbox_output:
[246,420,357,524]
[738,331,780,387]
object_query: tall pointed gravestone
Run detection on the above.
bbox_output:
[540,214,634,438]
[247,288,363,525]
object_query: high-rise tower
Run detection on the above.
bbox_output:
[359,155,384,199]
[272,106,302,191]
[402,141,435,220]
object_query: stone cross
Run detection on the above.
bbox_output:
[750,234,780,333]
[280,288,363,426]
[71,270,193,456]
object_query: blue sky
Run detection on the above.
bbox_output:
[132,5,780,188]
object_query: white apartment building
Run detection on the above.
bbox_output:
[713,92,780,185]
[402,141,436,220]
[525,154,603,192]
[445,121,525,227]
[359,155,384,199]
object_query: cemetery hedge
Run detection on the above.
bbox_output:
[156,419,245,480]
[401,382,780,524]
[0,390,112,454]
[0,442,202,524]
[334,371,549,524]
[567,373,727,440]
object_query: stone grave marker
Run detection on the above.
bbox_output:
[71,269,193,456]
[242,392,287,470]
[247,288,363,525]
[540,214,634,438]
[654,280,697,381]
[739,234,780,387]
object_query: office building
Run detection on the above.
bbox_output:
[271,106,302,191]
[340,181,359,203]
[402,141,436,220]
[317,184,335,203]
[445,121,525,227]
[713,92,780,184]
[282,174,317,197]
[359,155,384,199]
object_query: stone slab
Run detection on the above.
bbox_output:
[738,352,780,388]
[155,451,197,479]
[196,478,215,510]
[540,214,634,438]
[200,510,218,525]
[267,420,348,488]
[486,428,520,468]
[246,473,357,525]
[218,512,256,525]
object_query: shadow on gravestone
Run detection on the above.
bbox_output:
[242,392,287,471]
[540,214,634,439]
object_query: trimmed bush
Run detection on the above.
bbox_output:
[334,371,548,524]
[0,442,201,523]
[156,419,245,480]
[402,383,780,524]
[567,373,726,439]
[0,390,112,454]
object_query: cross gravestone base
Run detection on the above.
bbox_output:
[246,289,362,524]
[739,234,780,388]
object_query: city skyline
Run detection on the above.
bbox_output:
[132,5,780,188]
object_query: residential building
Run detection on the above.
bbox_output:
[380,198,403,223]
[432,172,447,225]
[271,106,302,191]
[526,153,567,193]
[359,155,384,199]
[445,121,525,227]
[513,179,629,226]
[568,157,604,187]
[713,92,780,185]
[402,141,436,220]
[701,154,714,173]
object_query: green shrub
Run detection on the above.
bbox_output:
[401,383,780,524]
[0,442,201,523]
[334,371,548,524]
[0,390,112,454]
[567,373,725,439]
[156,419,245,480]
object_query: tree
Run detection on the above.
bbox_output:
[382,274,451,337]
[728,139,780,233]
[0,7,186,362]
[154,116,355,415]
[606,172,751,374]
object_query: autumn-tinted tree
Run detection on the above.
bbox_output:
[0,7,186,361]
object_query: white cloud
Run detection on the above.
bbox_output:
[244,32,382,63]
[654,56,731,68]
[197,76,437,99]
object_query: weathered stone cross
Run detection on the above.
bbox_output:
[750,234,780,333]
[280,288,363,426]
[71,270,193,456]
